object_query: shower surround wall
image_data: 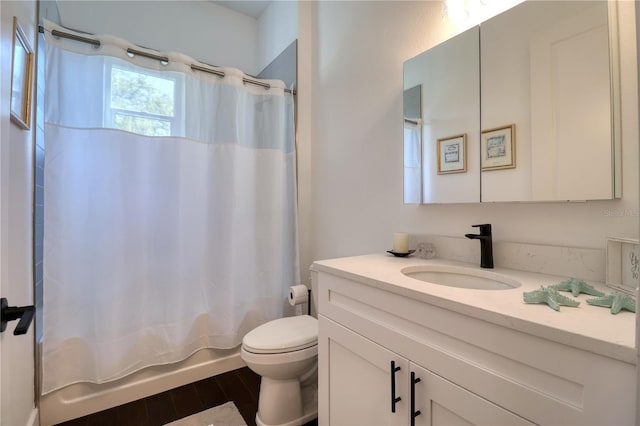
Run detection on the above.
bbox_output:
[34,34,44,344]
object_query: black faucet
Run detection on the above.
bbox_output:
[465,224,494,268]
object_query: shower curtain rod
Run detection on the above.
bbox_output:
[38,25,296,95]
[404,118,419,125]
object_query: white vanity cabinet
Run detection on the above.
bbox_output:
[321,316,534,426]
[312,260,637,426]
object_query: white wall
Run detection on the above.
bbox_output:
[56,1,260,75]
[257,1,297,75]
[301,0,638,268]
[56,1,300,79]
[0,1,37,424]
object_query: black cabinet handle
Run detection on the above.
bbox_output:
[411,371,422,426]
[1,298,35,335]
[390,360,402,413]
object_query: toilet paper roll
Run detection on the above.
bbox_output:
[288,285,309,306]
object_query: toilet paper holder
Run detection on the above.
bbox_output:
[289,285,312,316]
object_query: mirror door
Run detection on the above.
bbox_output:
[480,0,616,202]
[403,26,480,204]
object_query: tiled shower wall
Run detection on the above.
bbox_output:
[257,40,297,88]
[34,33,44,342]
[35,0,61,344]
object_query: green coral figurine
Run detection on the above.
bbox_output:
[523,286,580,311]
[549,278,605,297]
[586,293,636,314]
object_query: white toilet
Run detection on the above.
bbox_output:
[241,314,318,426]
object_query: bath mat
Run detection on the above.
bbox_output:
[164,401,248,426]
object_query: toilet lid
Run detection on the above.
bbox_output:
[242,315,318,354]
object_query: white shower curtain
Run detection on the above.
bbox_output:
[42,21,298,394]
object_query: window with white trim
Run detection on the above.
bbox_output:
[105,63,184,137]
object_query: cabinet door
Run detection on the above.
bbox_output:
[319,316,408,426]
[410,363,535,426]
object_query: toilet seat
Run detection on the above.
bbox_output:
[243,315,318,354]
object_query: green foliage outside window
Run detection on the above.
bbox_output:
[110,67,175,136]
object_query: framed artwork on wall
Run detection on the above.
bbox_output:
[481,124,515,170]
[10,17,33,130]
[437,134,466,174]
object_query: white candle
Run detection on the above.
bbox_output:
[393,232,409,253]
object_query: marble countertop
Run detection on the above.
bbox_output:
[312,253,637,364]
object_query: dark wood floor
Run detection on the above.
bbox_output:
[57,366,318,426]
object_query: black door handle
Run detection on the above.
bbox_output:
[1,298,35,335]
[390,360,402,413]
[411,371,422,426]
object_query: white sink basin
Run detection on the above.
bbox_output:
[401,265,521,290]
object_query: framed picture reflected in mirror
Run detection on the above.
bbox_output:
[437,134,466,175]
[481,124,515,171]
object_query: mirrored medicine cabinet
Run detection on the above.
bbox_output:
[403,0,621,204]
